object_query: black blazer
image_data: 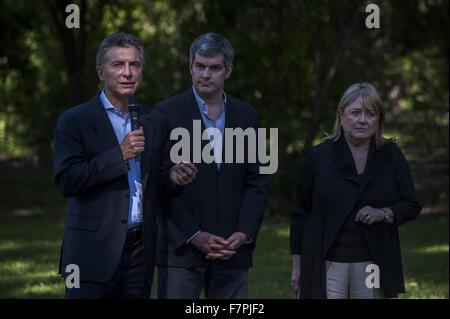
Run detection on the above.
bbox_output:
[155,88,270,269]
[290,135,422,298]
[53,93,176,283]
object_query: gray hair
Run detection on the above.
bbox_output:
[96,32,145,69]
[189,33,234,71]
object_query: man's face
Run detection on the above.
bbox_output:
[190,53,232,98]
[97,45,143,99]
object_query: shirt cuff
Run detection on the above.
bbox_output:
[169,165,179,187]
[186,230,201,244]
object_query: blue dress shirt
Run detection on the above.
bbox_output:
[192,86,226,169]
[100,90,142,229]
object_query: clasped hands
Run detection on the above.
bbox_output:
[355,205,385,225]
[120,126,197,186]
[191,231,248,261]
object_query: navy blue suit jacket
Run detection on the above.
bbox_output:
[155,88,270,269]
[53,93,177,283]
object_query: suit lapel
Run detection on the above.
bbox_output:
[140,108,153,194]
[323,136,359,258]
[181,89,206,135]
[219,96,240,175]
[89,93,120,149]
[182,89,217,173]
[331,135,358,185]
[359,138,391,195]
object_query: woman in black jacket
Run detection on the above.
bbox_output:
[290,82,421,299]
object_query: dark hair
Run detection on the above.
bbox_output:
[96,32,145,69]
[189,33,234,71]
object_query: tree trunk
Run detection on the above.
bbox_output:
[48,0,87,107]
[303,3,362,155]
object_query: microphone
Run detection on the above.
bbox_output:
[128,95,141,161]
[128,95,140,131]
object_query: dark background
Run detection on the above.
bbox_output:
[1,0,448,216]
[0,0,448,298]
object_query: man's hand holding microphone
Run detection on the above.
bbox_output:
[120,95,197,186]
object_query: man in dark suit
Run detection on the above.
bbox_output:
[155,33,270,299]
[53,32,196,299]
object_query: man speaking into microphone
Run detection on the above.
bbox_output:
[53,32,197,298]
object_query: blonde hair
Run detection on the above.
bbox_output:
[325,82,394,149]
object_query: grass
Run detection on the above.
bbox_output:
[248,215,449,299]
[0,208,65,298]
[0,167,448,299]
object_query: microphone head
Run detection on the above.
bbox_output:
[128,95,140,112]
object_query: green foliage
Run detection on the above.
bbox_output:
[0,0,448,212]
[0,1,447,299]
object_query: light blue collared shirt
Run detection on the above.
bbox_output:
[100,90,142,229]
[192,86,226,169]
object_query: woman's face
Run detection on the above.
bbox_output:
[340,97,379,143]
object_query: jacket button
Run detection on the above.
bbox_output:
[121,219,127,224]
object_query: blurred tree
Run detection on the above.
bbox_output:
[0,0,447,214]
